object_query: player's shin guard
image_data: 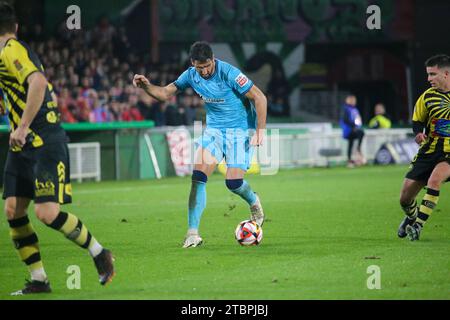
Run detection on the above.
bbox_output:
[8,216,47,281]
[46,211,103,257]
[188,170,208,231]
[416,188,439,226]
[226,179,257,206]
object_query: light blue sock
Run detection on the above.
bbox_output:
[188,172,208,230]
[226,179,257,206]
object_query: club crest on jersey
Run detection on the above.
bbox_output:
[235,73,248,87]
[13,59,23,71]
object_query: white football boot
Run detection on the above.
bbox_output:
[182,230,203,248]
[250,194,265,227]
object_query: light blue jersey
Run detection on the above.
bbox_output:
[174,59,256,130]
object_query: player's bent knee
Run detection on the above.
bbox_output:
[399,192,414,207]
[192,170,208,183]
[35,208,52,224]
[4,202,17,220]
[35,203,60,225]
[226,179,243,191]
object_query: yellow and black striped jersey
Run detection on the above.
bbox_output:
[0,38,65,151]
[413,87,450,154]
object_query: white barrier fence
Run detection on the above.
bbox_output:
[65,126,413,183]
[158,124,414,171]
[275,128,412,168]
[68,142,101,182]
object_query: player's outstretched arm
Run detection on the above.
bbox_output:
[132,74,177,102]
[10,72,47,148]
[245,84,267,146]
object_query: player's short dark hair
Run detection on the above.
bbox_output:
[0,1,16,35]
[425,54,450,69]
[190,41,213,63]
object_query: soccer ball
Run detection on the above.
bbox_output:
[235,220,263,246]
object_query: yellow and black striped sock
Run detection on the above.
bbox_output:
[46,211,103,256]
[401,199,418,218]
[417,188,439,226]
[8,216,45,278]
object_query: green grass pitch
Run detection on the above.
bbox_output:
[0,165,449,300]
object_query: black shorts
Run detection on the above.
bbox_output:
[347,128,365,140]
[405,151,450,182]
[2,142,72,204]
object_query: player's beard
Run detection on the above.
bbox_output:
[201,63,215,79]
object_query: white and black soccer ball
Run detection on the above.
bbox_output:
[235,220,263,246]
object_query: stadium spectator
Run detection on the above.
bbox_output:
[89,91,112,122]
[266,69,289,115]
[339,94,366,168]
[369,103,392,129]
[136,91,154,120]
[108,100,121,121]
[122,94,144,121]
[192,94,206,123]
[92,16,116,53]
[150,101,167,126]
[179,89,198,125]
[267,95,285,115]
[164,95,186,126]
[58,89,78,123]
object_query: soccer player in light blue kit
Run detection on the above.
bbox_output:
[133,42,267,248]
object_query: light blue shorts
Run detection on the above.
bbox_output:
[196,127,255,171]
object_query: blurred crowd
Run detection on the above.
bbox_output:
[18,18,206,126]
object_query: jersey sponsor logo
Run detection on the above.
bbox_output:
[35,179,56,197]
[13,59,23,71]
[46,111,58,123]
[203,97,225,103]
[198,93,225,103]
[235,73,249,87]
